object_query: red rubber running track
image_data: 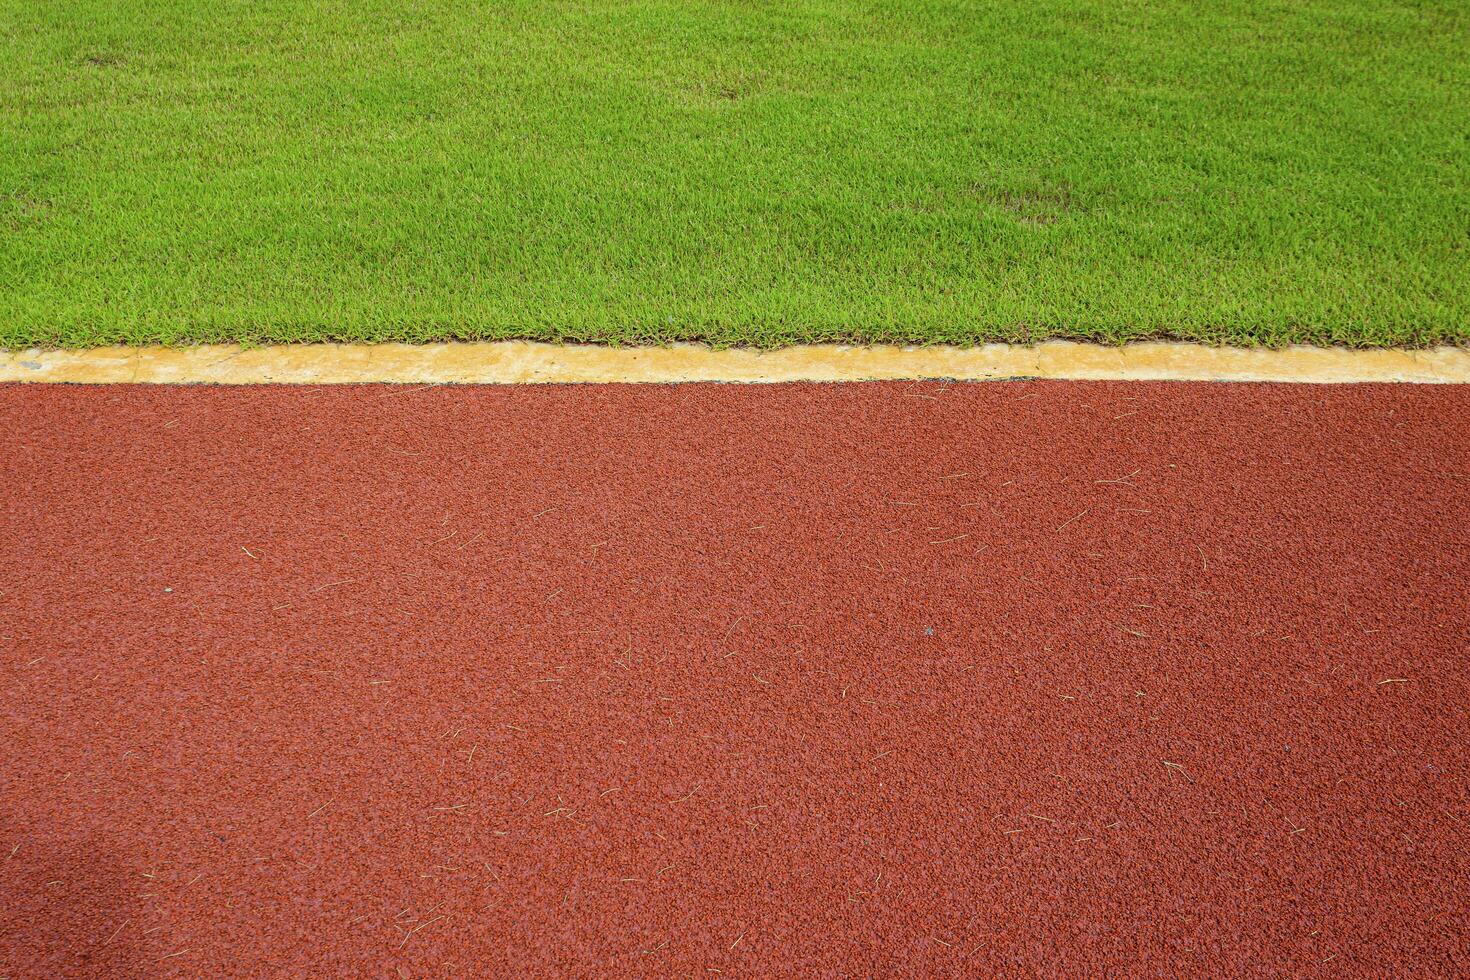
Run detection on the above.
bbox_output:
[2,382,1467,977]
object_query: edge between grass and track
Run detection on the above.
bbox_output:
[2,341,1468,385]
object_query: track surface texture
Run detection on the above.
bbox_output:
[2,381,1468,977]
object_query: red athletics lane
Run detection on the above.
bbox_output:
[2,381,1467,977]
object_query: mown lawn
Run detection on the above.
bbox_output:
[2,0,1466,348]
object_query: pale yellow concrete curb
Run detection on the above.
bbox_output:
[2,341,1468,384]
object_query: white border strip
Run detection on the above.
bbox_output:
[2,341,1467,384]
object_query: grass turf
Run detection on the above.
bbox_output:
[2,0,1467,350]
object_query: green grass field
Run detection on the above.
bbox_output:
[2,0,1467,349]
